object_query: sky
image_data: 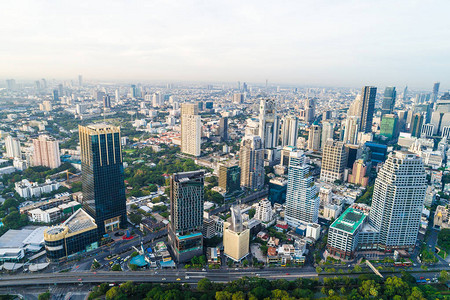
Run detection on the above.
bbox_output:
[1,0,450,89]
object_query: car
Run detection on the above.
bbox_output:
[185,276,190,279]
[176,278,181,281]
[420,277,425,280]
[162,278,166,281]
[256,274,260,277]
[235,268,238,271]
[202,268,206,271]
[78,278,82,281]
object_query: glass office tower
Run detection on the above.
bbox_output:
[79,124,127,237]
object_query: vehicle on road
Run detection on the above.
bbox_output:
[185,276,190,279]
[176,278,181,281]
[78,278,82,281]
[162,278,166,281]
[202,268,206,271]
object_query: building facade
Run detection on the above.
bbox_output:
[223,206,250,261]
[358,86,377,133]
[381,87,396,116]
[33,135,61,169]
[239,135,264,191]
[320,140,347,183]
[307,125,321,152]
[218,163,241,195]
[181,103,201,157]
[280,116,298,147]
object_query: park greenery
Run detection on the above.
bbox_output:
[437,228,450,253]
[355,184,374,205]
[87,273,448,300]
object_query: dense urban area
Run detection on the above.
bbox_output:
[0,78,449,300]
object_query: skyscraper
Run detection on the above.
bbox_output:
[4,136,21,159]
[321,121,334,149]
[181,103,201,157]
[358,86,377,133]
[304,98,315,124]
[410,113,424,138]
[348,95,361,117]
[223,206,250,261]
[285,150,319,227]
[219,117,228,141]
[233,93,244,104]
[258,99,279,149]
[33,135,61,169]
[218,163,241,195]
[52,90,59,102]
[307,125,321,151]
[280,116,299,147]
[381,87,396,116]
[103,95,111,109]
[239,135,264,191]
[342,117,360,144]
[432,82,440,102]
[168,170,205,262]
[78,75,82,86]
[369,151,426,251]
[130,85,137,98]
[320,140,347,183]
[79,124,127,237]
[379,114,398,139]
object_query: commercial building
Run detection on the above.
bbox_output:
[33,135,61,169]
[168,170,205,263]
[320,140,347,183]
[219,117,228,141]
[364,142,387,165]
[259,99,279,150]
[239,135,264,191]
[79,124,127,237]
[381,87,396,116]
[379,114,398,139]
[321,121,334,149]
[285,150,319,227]
[347,159,369,187]
[359,86,377,133]
[0,227,47,262]
[218,163,241,195]
[181,103,201,157]
[411,113,424,138]
[268,177,287,205]
[304,98,315,124]
[343,117,359,144]
[44,209,98,261]
[223,206,250,261]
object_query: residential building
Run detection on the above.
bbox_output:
[239,135,264,191]
[343,117,360,144]
[168,170,204,262]
[33,135,61,169]
[347,159,369,187]
[320,140,347,183]
[280,116,298,147]
[181,103,201,157]
[79,124,127,236]
[15,179,60,199]
[321,121,334,149]
[258,99,279,150]
[304,98,315,124]
[5,136,21,159]
[255,199,273,223]
[307,125,321,151]
[285,150,319,227]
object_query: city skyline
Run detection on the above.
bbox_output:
[1,1,449,89]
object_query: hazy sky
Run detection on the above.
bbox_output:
[1,0,449,89]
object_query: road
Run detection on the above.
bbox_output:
[209,189,268,215]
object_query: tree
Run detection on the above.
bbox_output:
[353,265,362,273]
[242,259,249,267]
[2,198,18,210]
[111,264,122,271]
[215,291,232,300]
[408,287,426,300]
[129,264,138,271]
[248,208,256,219]
[384,277,410,298]
[439,270,449,283]
[316,267,323,274]
[129,213,142,225]
[38,291,51,300]
[232,291,245,300]
[250,286,271,300]
[359,280,379,298]
[198,278,213,293]
[105,287,122,300]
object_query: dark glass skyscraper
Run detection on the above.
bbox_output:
[433,82,440,102]
[219,117,228,141]
[381,87,396,116]
[358,86,377,133]
[168,170,204,262]
[79,124,127,237]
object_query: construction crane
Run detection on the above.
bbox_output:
[65,170,77,181]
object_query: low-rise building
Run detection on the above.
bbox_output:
[15,179,60,199]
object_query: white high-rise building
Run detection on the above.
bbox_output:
[321,121,334,149]
[348,95,361,117]
[285,150,319,227]
[255,199,273,223]
[280,116,299,147]
[343,117,360,144]
[258,99,279,149]
[152,92,163,107]
[181,103,201,157]
[5,136,21,159]
[320,140,347,183]
[369,151,426,250]
[33,135,61,169]
[307,125,321,151]
[239,135,264,191]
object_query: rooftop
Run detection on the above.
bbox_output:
[330,207,366,234]
[63,209,97,233]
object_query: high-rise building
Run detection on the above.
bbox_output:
[95,91,105,102]
[218,163,241,195]
[219,117,228,141]
[342,117,360,144]
[223,206,250,262]
[79,124,127,237]
[33,135,61,169]
[320,140,347,183]
[381,87,396,116]
[41,100,53,112]
[4,136,21,159]
[258,99,279,149]
[6,79,16,90]
[369,151,426,251]
[233,93,244,104]
[379,114,398,139]
[78,75,82,86]
[168,170,205,262]
[420,123,434,138]
[52,90,59,102]
[403,86,408,100]
[152,92,163,107]
[321,121,334,149]
[358,86,377,133]
[307,125,321,151]
[280,116,299,147]
[130,85,137,98]
[239,135,264,191]
[103,95,111,109]
[181,103,201,157]
[115,89,120,103]
[285,150,319,227]
[432,82,440,102]
[410,113,424,138]
[304,98,315,124]
[347,159,369,187]
[348,95,361,117]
